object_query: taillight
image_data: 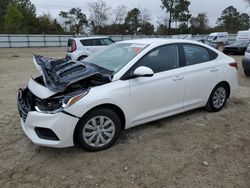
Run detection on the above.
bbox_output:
[229,62,238,70]
[71,40,77,52]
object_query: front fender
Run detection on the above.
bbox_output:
[64,98,128,126]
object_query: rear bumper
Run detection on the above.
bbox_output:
[20,111,79,148]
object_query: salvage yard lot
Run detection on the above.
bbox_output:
[0,47,249,188]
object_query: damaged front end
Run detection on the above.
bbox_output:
[18,55,114,119]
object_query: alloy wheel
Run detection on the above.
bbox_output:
[212,87,226,109]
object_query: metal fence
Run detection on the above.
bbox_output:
[0,34,237,48]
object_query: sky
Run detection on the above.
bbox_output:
[30,0,250,26]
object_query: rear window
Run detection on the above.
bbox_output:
[81,39,94,46]
[183,44,218,66]
[80,38,114,46]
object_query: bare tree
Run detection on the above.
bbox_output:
[112,5,127,24]
[157,14,169,27]
[59,8,88,35]
[140,8,151,24]
[88,0,111,27]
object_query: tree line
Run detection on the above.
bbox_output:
[0,0,250,35]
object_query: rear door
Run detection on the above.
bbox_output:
[181,44,221,108]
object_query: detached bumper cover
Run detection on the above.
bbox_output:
[20,111,79,148]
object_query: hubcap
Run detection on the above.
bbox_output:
[212,87,226,109]
[82,116,115,147]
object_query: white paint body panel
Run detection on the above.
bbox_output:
[28,78,56,99]
[21,39,238,148]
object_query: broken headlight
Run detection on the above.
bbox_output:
[35,89,89,114]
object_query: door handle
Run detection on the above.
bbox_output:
[172,76,184,81]
[209,68,218,72]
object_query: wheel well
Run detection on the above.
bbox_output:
[77,55,88,61]
[73,103,126,145]
[218,81,231,98]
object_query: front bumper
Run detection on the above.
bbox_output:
[20,111,79,148]
[17,88,79,148]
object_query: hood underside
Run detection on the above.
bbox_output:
[33,55,113,93]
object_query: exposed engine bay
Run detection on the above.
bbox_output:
[18,55,114,118]
[33,55,114,93]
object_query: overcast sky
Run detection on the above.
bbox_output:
[30,0,249,26]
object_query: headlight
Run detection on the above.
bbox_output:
[63,90,89,108]
[35,89,89,114]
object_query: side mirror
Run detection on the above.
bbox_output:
[133,66,154,77]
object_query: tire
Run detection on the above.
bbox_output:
[244,70,250,76]
[77,55,88,61]
[75,108,122,151]
[206,83,228,112]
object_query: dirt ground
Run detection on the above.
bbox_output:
[0,47,249,188]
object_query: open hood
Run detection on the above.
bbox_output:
[32,55,113,93]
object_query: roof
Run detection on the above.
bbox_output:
[70,36,111,40]
[118,38,197,45]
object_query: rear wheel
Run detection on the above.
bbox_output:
[206,83,228,112]
[75,108,122,151]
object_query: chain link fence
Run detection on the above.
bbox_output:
[0,34,237,48]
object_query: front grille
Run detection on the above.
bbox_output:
[17,89,34,122]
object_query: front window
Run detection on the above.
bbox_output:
[134,44,180,73]
[100,38,114,45]
[208,36,215,40]
[85,43,148,73]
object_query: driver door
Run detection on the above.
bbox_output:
[126,44,186,127]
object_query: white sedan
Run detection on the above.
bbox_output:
[17,39,238,151]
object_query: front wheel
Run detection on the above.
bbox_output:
[75,108,122,151]
[206,83,228,112]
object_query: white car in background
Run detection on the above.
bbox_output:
[66,36,114,61]
[18,39,238,151]
[207,32,228,45]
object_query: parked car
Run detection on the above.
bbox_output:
[242,43,250,76]
[66,36,114,61]
[17,39,238,151]
[198,39,219,49]
[223,41,250,55]
[207,32,228,45]
[236,30,250,41]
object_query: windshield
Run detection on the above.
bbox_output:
[203,40,210,45]
[85,43,148,73]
